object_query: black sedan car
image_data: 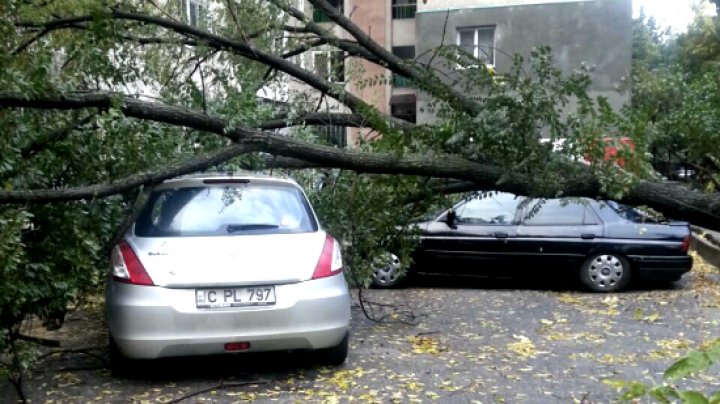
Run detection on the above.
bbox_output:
[372,193,693,292]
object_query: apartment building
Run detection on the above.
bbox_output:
[289,0,633,145]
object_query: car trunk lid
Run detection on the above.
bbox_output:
[127,232,326,287]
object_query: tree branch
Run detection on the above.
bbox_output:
[1,91,719,230]
[16,9,406,130]
[0,128,255,204]
[12,28,51,55]
[20,114,96,159]
[103,184,156,256]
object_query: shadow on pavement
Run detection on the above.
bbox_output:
[406,272,685,293]
[116,350,319,381]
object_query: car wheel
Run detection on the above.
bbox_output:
[580,253,631,293]
[316,332,349,366]
[109,337,134,377]
[371,253,405,288]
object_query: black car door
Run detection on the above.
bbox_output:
[415,219,460,269]
[514,199,603,274]
[442,193,523,276]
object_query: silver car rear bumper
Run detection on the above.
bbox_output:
[106,275,351,359]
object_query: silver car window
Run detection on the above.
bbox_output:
[135,185,318,237]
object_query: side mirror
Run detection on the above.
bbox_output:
[445,209,457,229]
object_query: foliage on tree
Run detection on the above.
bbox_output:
[631,1,720,192]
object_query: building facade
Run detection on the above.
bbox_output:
[288,0,632,144]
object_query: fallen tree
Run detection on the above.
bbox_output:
[1,1,720,400]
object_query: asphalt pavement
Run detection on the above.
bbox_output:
[2,253,719,404]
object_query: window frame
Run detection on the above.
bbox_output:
[456,26,496,68]
[318,125,348,148]
[312,50,345,83]
[392,0,417,19]
[181,0,207,28]
[134,185,320,238]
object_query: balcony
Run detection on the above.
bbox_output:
[393,74,411,88]
[392,4,416,19]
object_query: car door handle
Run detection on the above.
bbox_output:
[494,232,509,239]
[581,233,596,240]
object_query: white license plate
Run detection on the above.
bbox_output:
[196,286,276,309]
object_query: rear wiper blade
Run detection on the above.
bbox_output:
[227,224,280,233]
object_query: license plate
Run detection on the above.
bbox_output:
[196,286,276,309]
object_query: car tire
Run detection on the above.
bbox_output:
[371,253,406,289]
[109,337,134,378]
[316,332,349,366]
[580,253,631,293]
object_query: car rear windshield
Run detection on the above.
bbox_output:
[134,185,318,237]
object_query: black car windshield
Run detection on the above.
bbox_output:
[135,185,318,237]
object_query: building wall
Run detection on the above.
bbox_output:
[415,0,632,124]
[418,0,597,11]
[348,0,390,143]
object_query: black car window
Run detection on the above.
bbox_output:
[523,199,591,226]
[607,201,663,223]
[455,193,520,225]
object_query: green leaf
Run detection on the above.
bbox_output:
[664,351,712,381]
[619,381,648,401]
[649,386,676,404]
[707,339,720,362]
[679,391,710,404]
[709,392,720,404]
[645,312,660,323]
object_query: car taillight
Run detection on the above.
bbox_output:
[312,235,343,279]
[681,235,690,253]
[111,241,155,286]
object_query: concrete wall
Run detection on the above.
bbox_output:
[415,0,632,124]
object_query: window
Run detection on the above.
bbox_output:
[135,185,318,237]
[457,26,495,66]
[392,46,415,88]
[317,125,347,148]
[455,193,520,225]
[181,0,207,28]
[313,0,342,23]
[522,199,596,226]
[391,103,416,123]
[392,0,416,19]
[607,201,663,224]
[313,51,345,82]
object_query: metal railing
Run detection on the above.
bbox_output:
[392,4,416,19]
[393,74,411,88]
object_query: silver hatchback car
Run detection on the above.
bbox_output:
[106,174,351,375]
